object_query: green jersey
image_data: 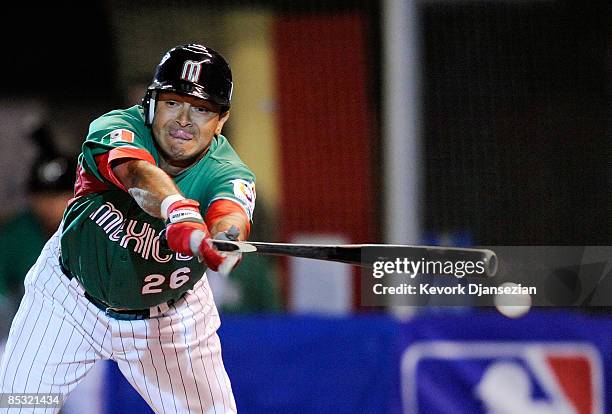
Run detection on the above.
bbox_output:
[60,105,255,309]
[0,210,46,297]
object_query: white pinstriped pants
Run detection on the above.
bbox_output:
[0,231,237,414]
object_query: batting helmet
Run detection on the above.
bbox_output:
[27,125,77,194]
[142,44,233,126]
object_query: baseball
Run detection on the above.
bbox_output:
[494,282,532,318]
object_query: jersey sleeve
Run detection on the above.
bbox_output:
[204,164,256,222]
[80,108,157,186]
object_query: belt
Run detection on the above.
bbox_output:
[59,261,159,320]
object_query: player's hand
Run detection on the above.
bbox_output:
[213,225,243,275]
[164,198,236,274]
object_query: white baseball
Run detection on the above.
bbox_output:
[494,282,532,318]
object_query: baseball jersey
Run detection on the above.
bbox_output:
[0,210,46,298]
[60,105,256,309]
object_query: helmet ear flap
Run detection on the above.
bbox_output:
[142,89,158,126]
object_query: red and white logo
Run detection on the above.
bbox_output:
[181,60,203,83]
[402,341,604,414]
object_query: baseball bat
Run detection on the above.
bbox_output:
[212,240,498,277]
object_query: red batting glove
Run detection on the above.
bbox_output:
[164,199,226,271]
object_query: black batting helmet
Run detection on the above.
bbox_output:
[27,125,77,194]
[142,44,233,126]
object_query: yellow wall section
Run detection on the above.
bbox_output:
[223,11,280,212]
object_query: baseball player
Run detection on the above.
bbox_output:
[0,43,255,413]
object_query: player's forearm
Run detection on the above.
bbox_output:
[112,159,181,218]
[209,212,249,241]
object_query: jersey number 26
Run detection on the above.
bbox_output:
[142,267,191,294]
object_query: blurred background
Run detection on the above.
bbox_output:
[0,0,611,413]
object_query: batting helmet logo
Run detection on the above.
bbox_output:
[181,60,203,83]
[142,44,233,126]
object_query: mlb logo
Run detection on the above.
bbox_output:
[401,341,603,414]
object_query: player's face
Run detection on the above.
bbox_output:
[152,91,229,167]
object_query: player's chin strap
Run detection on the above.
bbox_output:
[146,90,158,126]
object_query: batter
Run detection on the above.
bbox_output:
[0,43,255,414]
